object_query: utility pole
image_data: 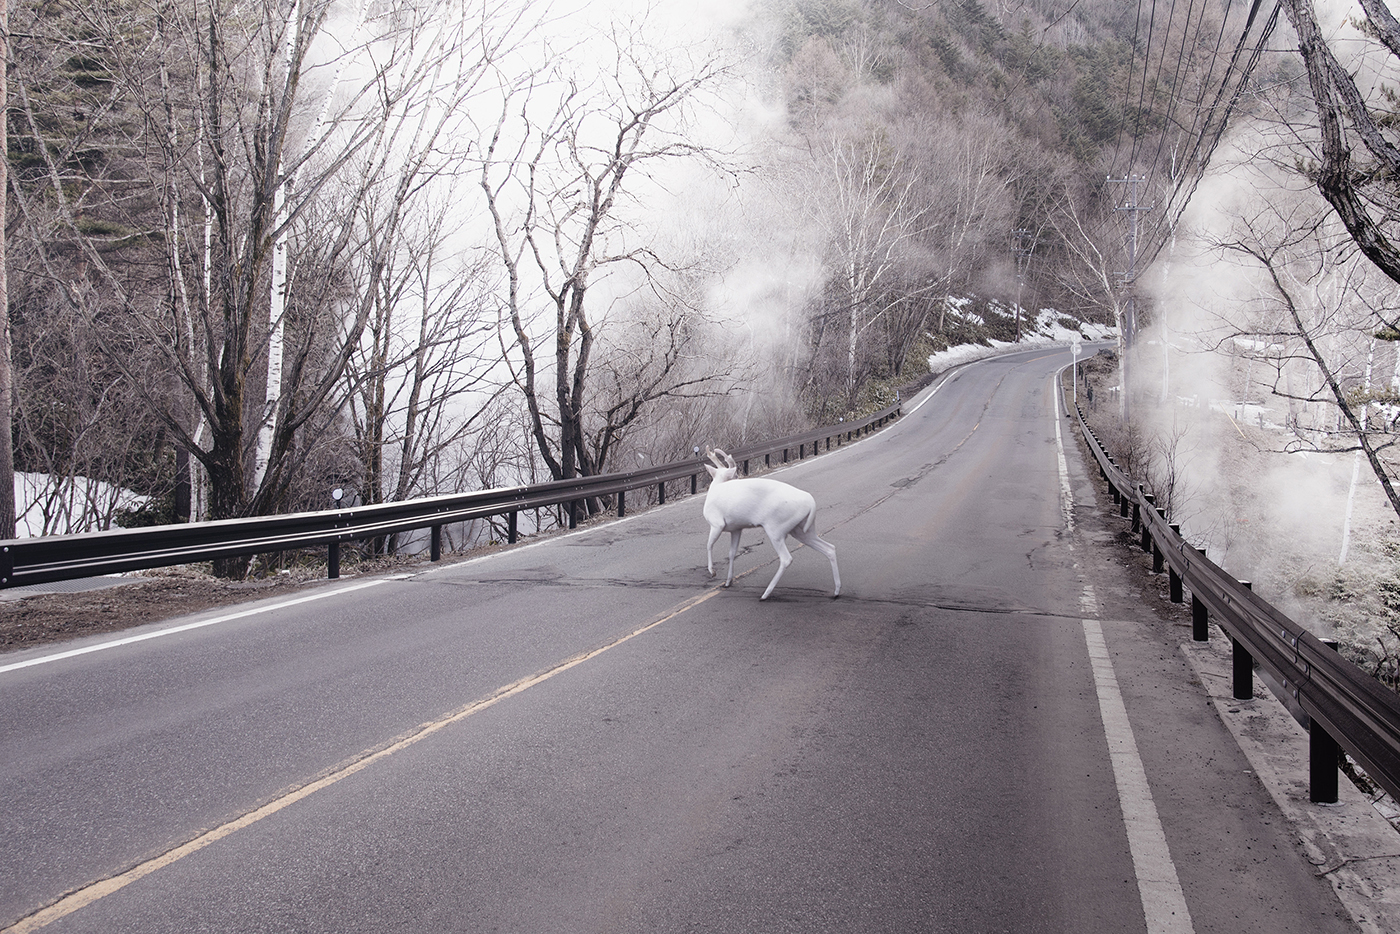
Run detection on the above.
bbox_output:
[1011,228,1033,342]
[1108,174,1151,426]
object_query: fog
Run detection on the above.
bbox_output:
[1131,105,1400,633]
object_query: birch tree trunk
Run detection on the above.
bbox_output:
[0,0,14,539]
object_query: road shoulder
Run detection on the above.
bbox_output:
[1063,385,1400,933]
[1182,639,1400,934]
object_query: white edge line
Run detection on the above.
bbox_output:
[905,369,950,416]
[1052,367,1075,532]
[0,577,400,675]
[1082,612,1195,934]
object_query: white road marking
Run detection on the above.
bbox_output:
[0,577,404,676]
[905,365,957,415]
[1,582,730,932]
[1052,374,1075,532]
[1080,586,1195,934]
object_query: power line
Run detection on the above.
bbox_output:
[1142,0,1203,186]
[1154,0,1281,261]
[1129,0,1164,170]
[1108,0,1282,276]
[1108,174,1151,425]
[1109,0,1151,180]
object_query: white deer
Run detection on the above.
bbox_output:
[702,448,841,600]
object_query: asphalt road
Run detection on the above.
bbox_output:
[0,347,1358,932]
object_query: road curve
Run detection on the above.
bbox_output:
[0,348,1356,933]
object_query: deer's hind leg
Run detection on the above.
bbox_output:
[793,526,840,597]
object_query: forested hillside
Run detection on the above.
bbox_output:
[1,0,1259,569]
[748,0,1161,419]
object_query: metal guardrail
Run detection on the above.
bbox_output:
[0,400,904,590]
[1070,398,1400,805]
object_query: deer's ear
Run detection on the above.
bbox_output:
[704,464,718,479]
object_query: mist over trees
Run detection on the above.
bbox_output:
[750,0,1263,419]
[479,28,742,497]
[1119,0,1400,530]
[2,0,1266,566]
[1041,0,1400,679]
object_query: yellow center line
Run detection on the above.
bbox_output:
[4,580,738,933]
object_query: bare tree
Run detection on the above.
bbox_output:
[1052,187,1131,415]
[9,0,532,564]
[585,286,744,473]
[925,113,1018,330]
[806,126,932,406]
[344,180,509,545]
[480,28,735,487]
[1211,201,1400,522]
[0,0,13,538]
[1278,0,1400,289]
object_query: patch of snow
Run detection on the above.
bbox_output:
[926,312,1118,377]
[942,296,984,326]
[14,472,150,538]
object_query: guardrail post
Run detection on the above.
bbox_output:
[691,473,697,495]
[430,525,442,562]
[1140,495,1155,551]
[568,500,578,529]
[1151,508,1167,573]
[1311,639,1341,804]
[508,510,518,544]
[1234,580,1254,700]
[659,481,666,505]
[618,489,626,518]
[0,545,11,587]
[799,443,805,459]
[328,541,340,579]
[1233,638,1254,699]
[1192,592,1209,641]
[743,459,750,476]
[1168,526,1182,601]
[783,448,789,463]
